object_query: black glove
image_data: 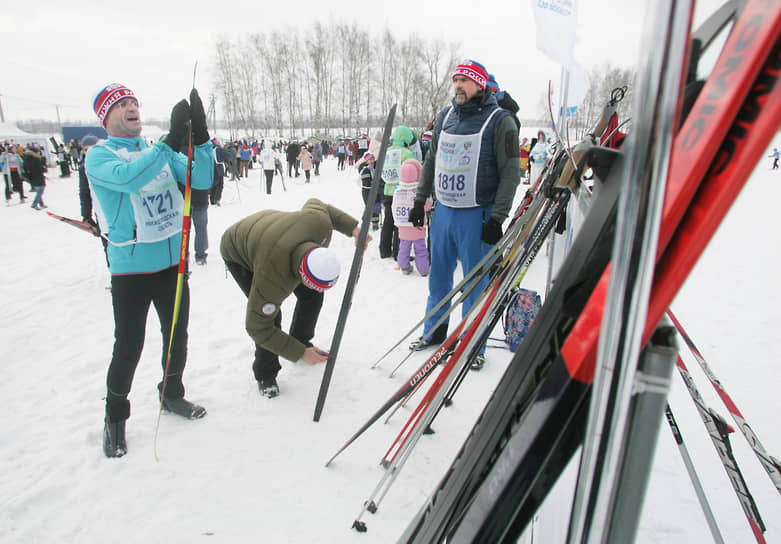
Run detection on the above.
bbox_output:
[189,88,210,146]
[163,99,191,150]
[481,218,503,245]
[409,200,426,227]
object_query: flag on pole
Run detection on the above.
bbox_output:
[530,0,579,66]
[531,0,585,117]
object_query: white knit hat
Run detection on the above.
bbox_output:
[299,248,340,292]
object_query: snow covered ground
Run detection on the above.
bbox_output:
[0,141,779,543]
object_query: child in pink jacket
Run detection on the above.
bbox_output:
[392,159,431,275]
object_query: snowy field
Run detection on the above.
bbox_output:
[0,142,779,543]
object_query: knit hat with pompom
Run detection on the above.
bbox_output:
[299,248,340,292]
[398,158,422,187]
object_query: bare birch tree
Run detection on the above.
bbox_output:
[396,34,423,123]
[418,38,460,124]
[213,37,240,140]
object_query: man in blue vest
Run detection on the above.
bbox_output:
[409,59,521,371]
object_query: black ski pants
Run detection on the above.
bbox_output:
[224,261,323,382]
[106,266,189,422]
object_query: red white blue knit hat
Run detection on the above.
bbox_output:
[452,60,488,90]
[93,83,137,127]
[299,248,340,292]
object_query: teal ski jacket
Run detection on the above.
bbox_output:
[85,136,214,275]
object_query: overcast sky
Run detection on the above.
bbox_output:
[2,0,723,125]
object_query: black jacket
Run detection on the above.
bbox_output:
[23,150,46,187]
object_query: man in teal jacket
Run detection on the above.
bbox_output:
[85,83,214,458]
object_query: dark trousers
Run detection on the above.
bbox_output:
[380,195,399,259]
[10,170,24,199]
[361,188,382,228]
[191,206,208,260]
[287,159,299,177]
[4,174,12,200]
[210,173,224,204]
[225,261,323,382]
[264,169,274,193]
[106,266,189,422]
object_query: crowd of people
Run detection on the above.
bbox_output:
[4,56,557,459]
[1,142,52,208]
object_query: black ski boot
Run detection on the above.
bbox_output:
[470,353,486,371]
[103,417,127,458]
[409,323,448,351]
[161,397,207,419]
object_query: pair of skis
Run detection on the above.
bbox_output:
[401,0,781,542]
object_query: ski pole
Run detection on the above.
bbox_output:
[365,273,508,525]
[325,325,462,467]
[385,198,547,377]
[675,356,767,542]
[664,404,725,544]
[668,309,781,495]
[371,180,545,371]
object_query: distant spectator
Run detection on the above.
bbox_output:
[392,159,430,276]
[298,145,313,183]
[359,151,383,231]
[57,144,71,177]
[336,140,347,171]
[210,138,231,205]
[312,142,323,176]
[78,134,109,267]
[286,140,301,177]
[259,141,276,194]
[529,130,550,184]
[24,145,47,210]
[4,145,26,202]
[239,143,251,178]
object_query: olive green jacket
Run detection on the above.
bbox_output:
[220,198,359,361]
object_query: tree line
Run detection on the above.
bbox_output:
[212,22,461,141]
[534,63,635,140]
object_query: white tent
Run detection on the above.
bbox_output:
[0,122,55,159]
